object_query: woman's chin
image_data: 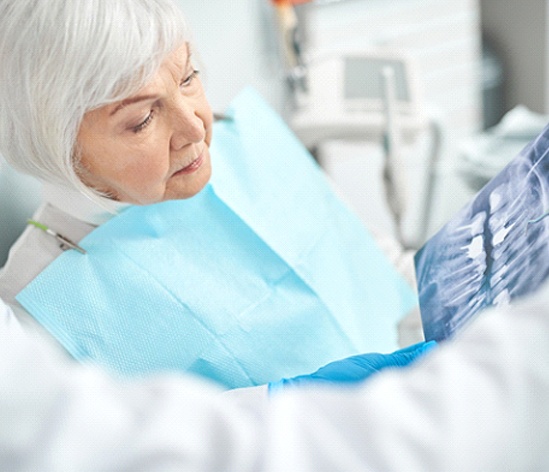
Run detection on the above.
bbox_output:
[164,165,212,201]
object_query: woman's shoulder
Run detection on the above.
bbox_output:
[0,202,94,305]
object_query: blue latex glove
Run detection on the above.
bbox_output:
[268,341,437,394]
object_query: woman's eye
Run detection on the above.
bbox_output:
[132,110,154,133]
[180,70,200,88]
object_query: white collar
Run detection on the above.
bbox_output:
[42,183,130,226]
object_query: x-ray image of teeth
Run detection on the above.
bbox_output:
[415,123,549,342]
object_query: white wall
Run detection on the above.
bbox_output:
[176,0,285,113]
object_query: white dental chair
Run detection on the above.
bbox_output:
[0,158,42,267]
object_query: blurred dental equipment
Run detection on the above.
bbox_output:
[270,0,311,95]
[459,106,549,192]
[268,0,441,249]
[382,66,406,246]
[270,0,351,95]
[292,50,433,248]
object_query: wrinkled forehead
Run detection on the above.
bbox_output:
[164,43,192,76]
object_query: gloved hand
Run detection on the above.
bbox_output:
[268,340,436,394]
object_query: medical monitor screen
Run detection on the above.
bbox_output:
[344,57,410,103]
[415,122,549,342]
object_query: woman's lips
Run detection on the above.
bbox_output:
[173,151,205,176]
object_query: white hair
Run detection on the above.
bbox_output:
[0,0,190,202]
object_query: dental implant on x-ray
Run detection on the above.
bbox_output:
[415,127,549,342]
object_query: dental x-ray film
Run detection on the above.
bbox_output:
[415,123,549,342]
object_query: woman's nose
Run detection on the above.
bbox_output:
[170,99,205,151]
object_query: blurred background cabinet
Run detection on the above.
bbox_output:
[480,0,549,115]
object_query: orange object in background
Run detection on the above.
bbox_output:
[270,0,311,77]
[271,0,312,5]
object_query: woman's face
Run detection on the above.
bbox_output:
[76,43,213,204]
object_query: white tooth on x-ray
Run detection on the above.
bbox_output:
[416,126,549,342]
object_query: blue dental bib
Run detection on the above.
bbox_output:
[17,88,417,388]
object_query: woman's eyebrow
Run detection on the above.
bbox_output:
[110,94,158,116]
[110,47,191,116]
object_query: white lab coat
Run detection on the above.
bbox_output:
[1,283,549,471]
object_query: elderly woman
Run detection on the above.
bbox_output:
[0,0,424,391]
